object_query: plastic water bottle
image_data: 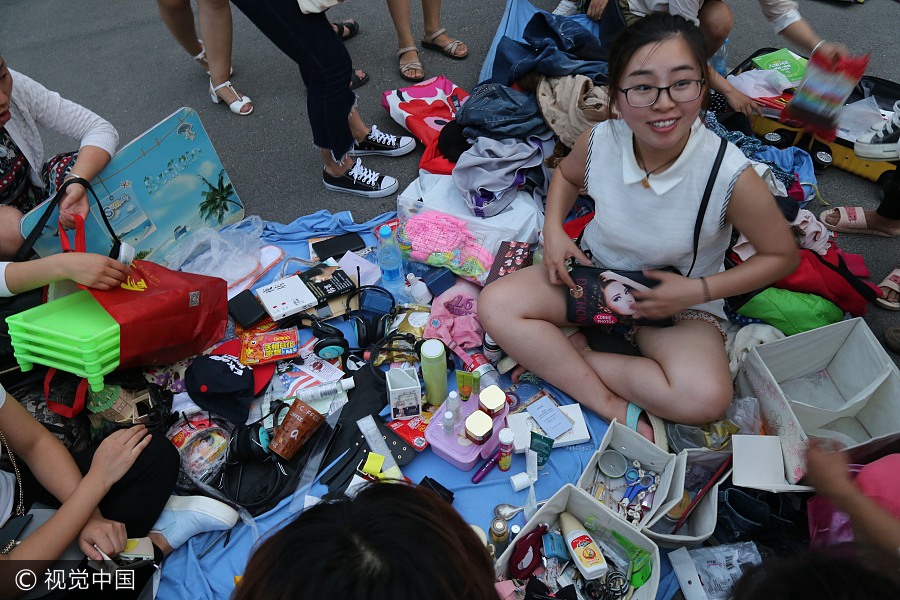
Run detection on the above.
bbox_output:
[711,38,728,77]
[377,224,405,295]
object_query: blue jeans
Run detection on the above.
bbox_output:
[230,0,355,160]
[457,83,550,140]
[492,12,609,85]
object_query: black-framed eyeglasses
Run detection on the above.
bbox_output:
[618,79,705,108]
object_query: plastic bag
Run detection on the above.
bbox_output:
[160,215,265,290]
[688,542,762,600]
[667,396,761,452]
[397,172,542,285]
[782,51,870,141]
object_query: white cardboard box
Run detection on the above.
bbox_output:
[576,420,685,530]
[507,403,591,453]
[735,318,900,488]
[644,448,732,548]
[495,484,660,600]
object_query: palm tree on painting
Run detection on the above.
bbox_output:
[198,170,241,224]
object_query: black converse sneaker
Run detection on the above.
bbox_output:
[347,125,416,157]
[855,100,900,160]
[323,158,399,198]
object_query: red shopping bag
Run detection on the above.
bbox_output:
[57,205,227,369]
[88,259,227,368]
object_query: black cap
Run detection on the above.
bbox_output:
[185,354,254,424]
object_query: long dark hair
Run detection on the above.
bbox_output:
[232,482,497,600]
[607,13,710,113]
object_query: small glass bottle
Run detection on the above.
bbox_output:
[482,332,503,365]
[489,517,510,557]
[498,428,514,472]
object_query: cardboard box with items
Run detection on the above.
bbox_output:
[576,420,686,531]
[495,484,661,600]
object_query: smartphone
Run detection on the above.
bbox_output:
[311,232,366,261]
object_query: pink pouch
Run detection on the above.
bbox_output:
[424,279,484,350]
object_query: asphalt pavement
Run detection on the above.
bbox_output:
[2,0,898,360]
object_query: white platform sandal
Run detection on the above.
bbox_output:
[209,80,253,116]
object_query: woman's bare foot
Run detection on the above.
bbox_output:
[821,208,900,236]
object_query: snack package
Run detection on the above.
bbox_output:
[379,304,431,365]
[782,50,870,141]
[241,327,300,365]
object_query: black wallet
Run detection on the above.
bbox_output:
[312,232,366,261]
[228,289,267,328]
[565,266,676,328]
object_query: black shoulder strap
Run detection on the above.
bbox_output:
[686,137,728,278]
[810,250,879,302]
[14,177,122,262]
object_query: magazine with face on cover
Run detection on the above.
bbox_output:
[566,266,677,328]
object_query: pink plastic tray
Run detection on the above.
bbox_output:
[424,388,509,471]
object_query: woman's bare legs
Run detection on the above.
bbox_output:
[478,265,653,439]
[156,0,204,59]
[386,0,423,80]
[197,0,252,113]
[481,264,733,433]
[575,320,733,423]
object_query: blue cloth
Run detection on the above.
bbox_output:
[754,146,817,207]
[243,209,395,289]
[457,83,551,142]
[480,0,601,83]
[493,12,608,85]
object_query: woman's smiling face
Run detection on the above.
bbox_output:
[615,36,705,153]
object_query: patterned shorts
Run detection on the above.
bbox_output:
[624,309,728,346]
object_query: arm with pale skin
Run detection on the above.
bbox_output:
[804,440,900,556]
[634,167,799,319]
[779,20,847,63]
[3,253,128,294]
[0,396,151,566]
[57,146,113,229]
[542,129,594,291]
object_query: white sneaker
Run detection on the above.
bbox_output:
[552,0,579,16]
[855,100,900,160]
[150,495,239,550]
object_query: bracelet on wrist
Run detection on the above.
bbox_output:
[812,40,826,55]
[64,172,86,183]
[700,277,712,303]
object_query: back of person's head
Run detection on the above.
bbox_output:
[232,482,497,600]
[729,550,900,600]
[606,13,710,112]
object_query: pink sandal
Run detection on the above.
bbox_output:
[876,267,900,311]
[819,206,893,237]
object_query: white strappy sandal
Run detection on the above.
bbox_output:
[209,80,253,116]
